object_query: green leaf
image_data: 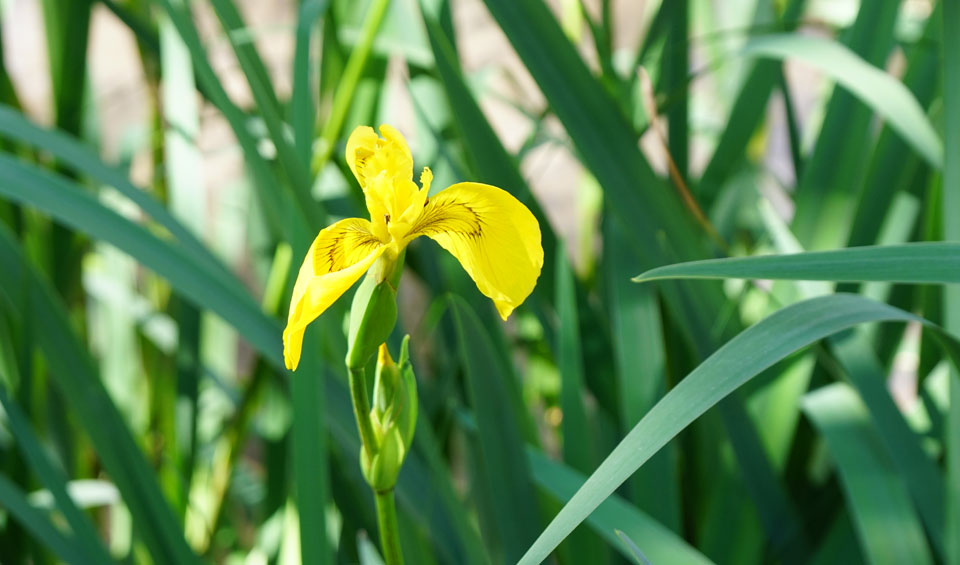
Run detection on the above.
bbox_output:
[0,383,114,562]
[448,296,540,563]
[148,0,309,244]
[698,0,807,198]
[786,3,900,251]
[0,474,86,563]
[941,1,960,563]
[0,224,200,564]
[292,0,330,169]
[739,33,942,169]
[602,217,679,531]
[159,9,204,514]
[527,449,711,565]
[0,155,283,367]
[846,6,940,250]
[207,0,318,219]
[517,294,945,564]
[477,0,710,279]
[829,331,946,557]
[0,105,239,294]
[554,247,592,474]
[634,243,960,284]
[802,383,933,565]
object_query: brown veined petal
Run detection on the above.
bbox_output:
[407,182,543,319]
[283,218,386,370]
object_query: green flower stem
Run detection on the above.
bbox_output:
[349,363,404,563]
[348,365,378,459]
[375,489,404,565]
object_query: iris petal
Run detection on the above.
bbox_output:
[408,182,543,319]
[283,218,385,370]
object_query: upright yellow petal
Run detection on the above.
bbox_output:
[344,125,420,235]
[284,218,386,370]
[345,126,380,187]
[407,182,543,319]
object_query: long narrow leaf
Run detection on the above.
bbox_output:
[0,384,113,563]
[0,475,86,563]
[740,34,942,169]
[802,383,933,565]
[0,224,200,564]
[0,105,241,294]
[518,294,959,564]
[634,243,960,284]
[449,296,540,563]
[0,155,282,366]
[942,1,960,563]
[526,449,711,565]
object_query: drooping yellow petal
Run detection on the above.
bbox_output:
[407,182,543,319]
[283,218,386,370]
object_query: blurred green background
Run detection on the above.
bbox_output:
[0,0,958,563]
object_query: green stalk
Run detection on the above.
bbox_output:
[349,366,378,459]
[375,489,404,565]
[311,0,391,175]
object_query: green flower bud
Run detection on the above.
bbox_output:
[359,338,418,491]
[346,272,397,371]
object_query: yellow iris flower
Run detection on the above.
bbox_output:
[283,125,544,370]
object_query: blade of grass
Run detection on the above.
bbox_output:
[715,396,809,563]
[292,0,330,169]
[449,296,540,563]
[634,242,960,284]
[0,384,114,563]
[555,246,592,474]
[942,1,960,563]
[829,331,945,556]
[311,0,391,175]
[526,449,711,565]
[0,474,86,563]
[41,0,92,136]
[0,106,245,298]
[149,0,306,245]
[788,2,900,250]
[207,0,322,227]
[662,0,688,183]
[846,5,940,250]
[518,293,960,564]
[802,383,933,565]
[0,224,201,564]
[0,155,282,366]
[698,0,806,198]
[159,10,204,514]
[739,33,942,170]
[602,217,679,531]
[553,245,603,563]
[290,328,332,565]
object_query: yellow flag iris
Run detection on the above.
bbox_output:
[283,125,543,370]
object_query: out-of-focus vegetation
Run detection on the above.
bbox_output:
[0,0,958,563]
